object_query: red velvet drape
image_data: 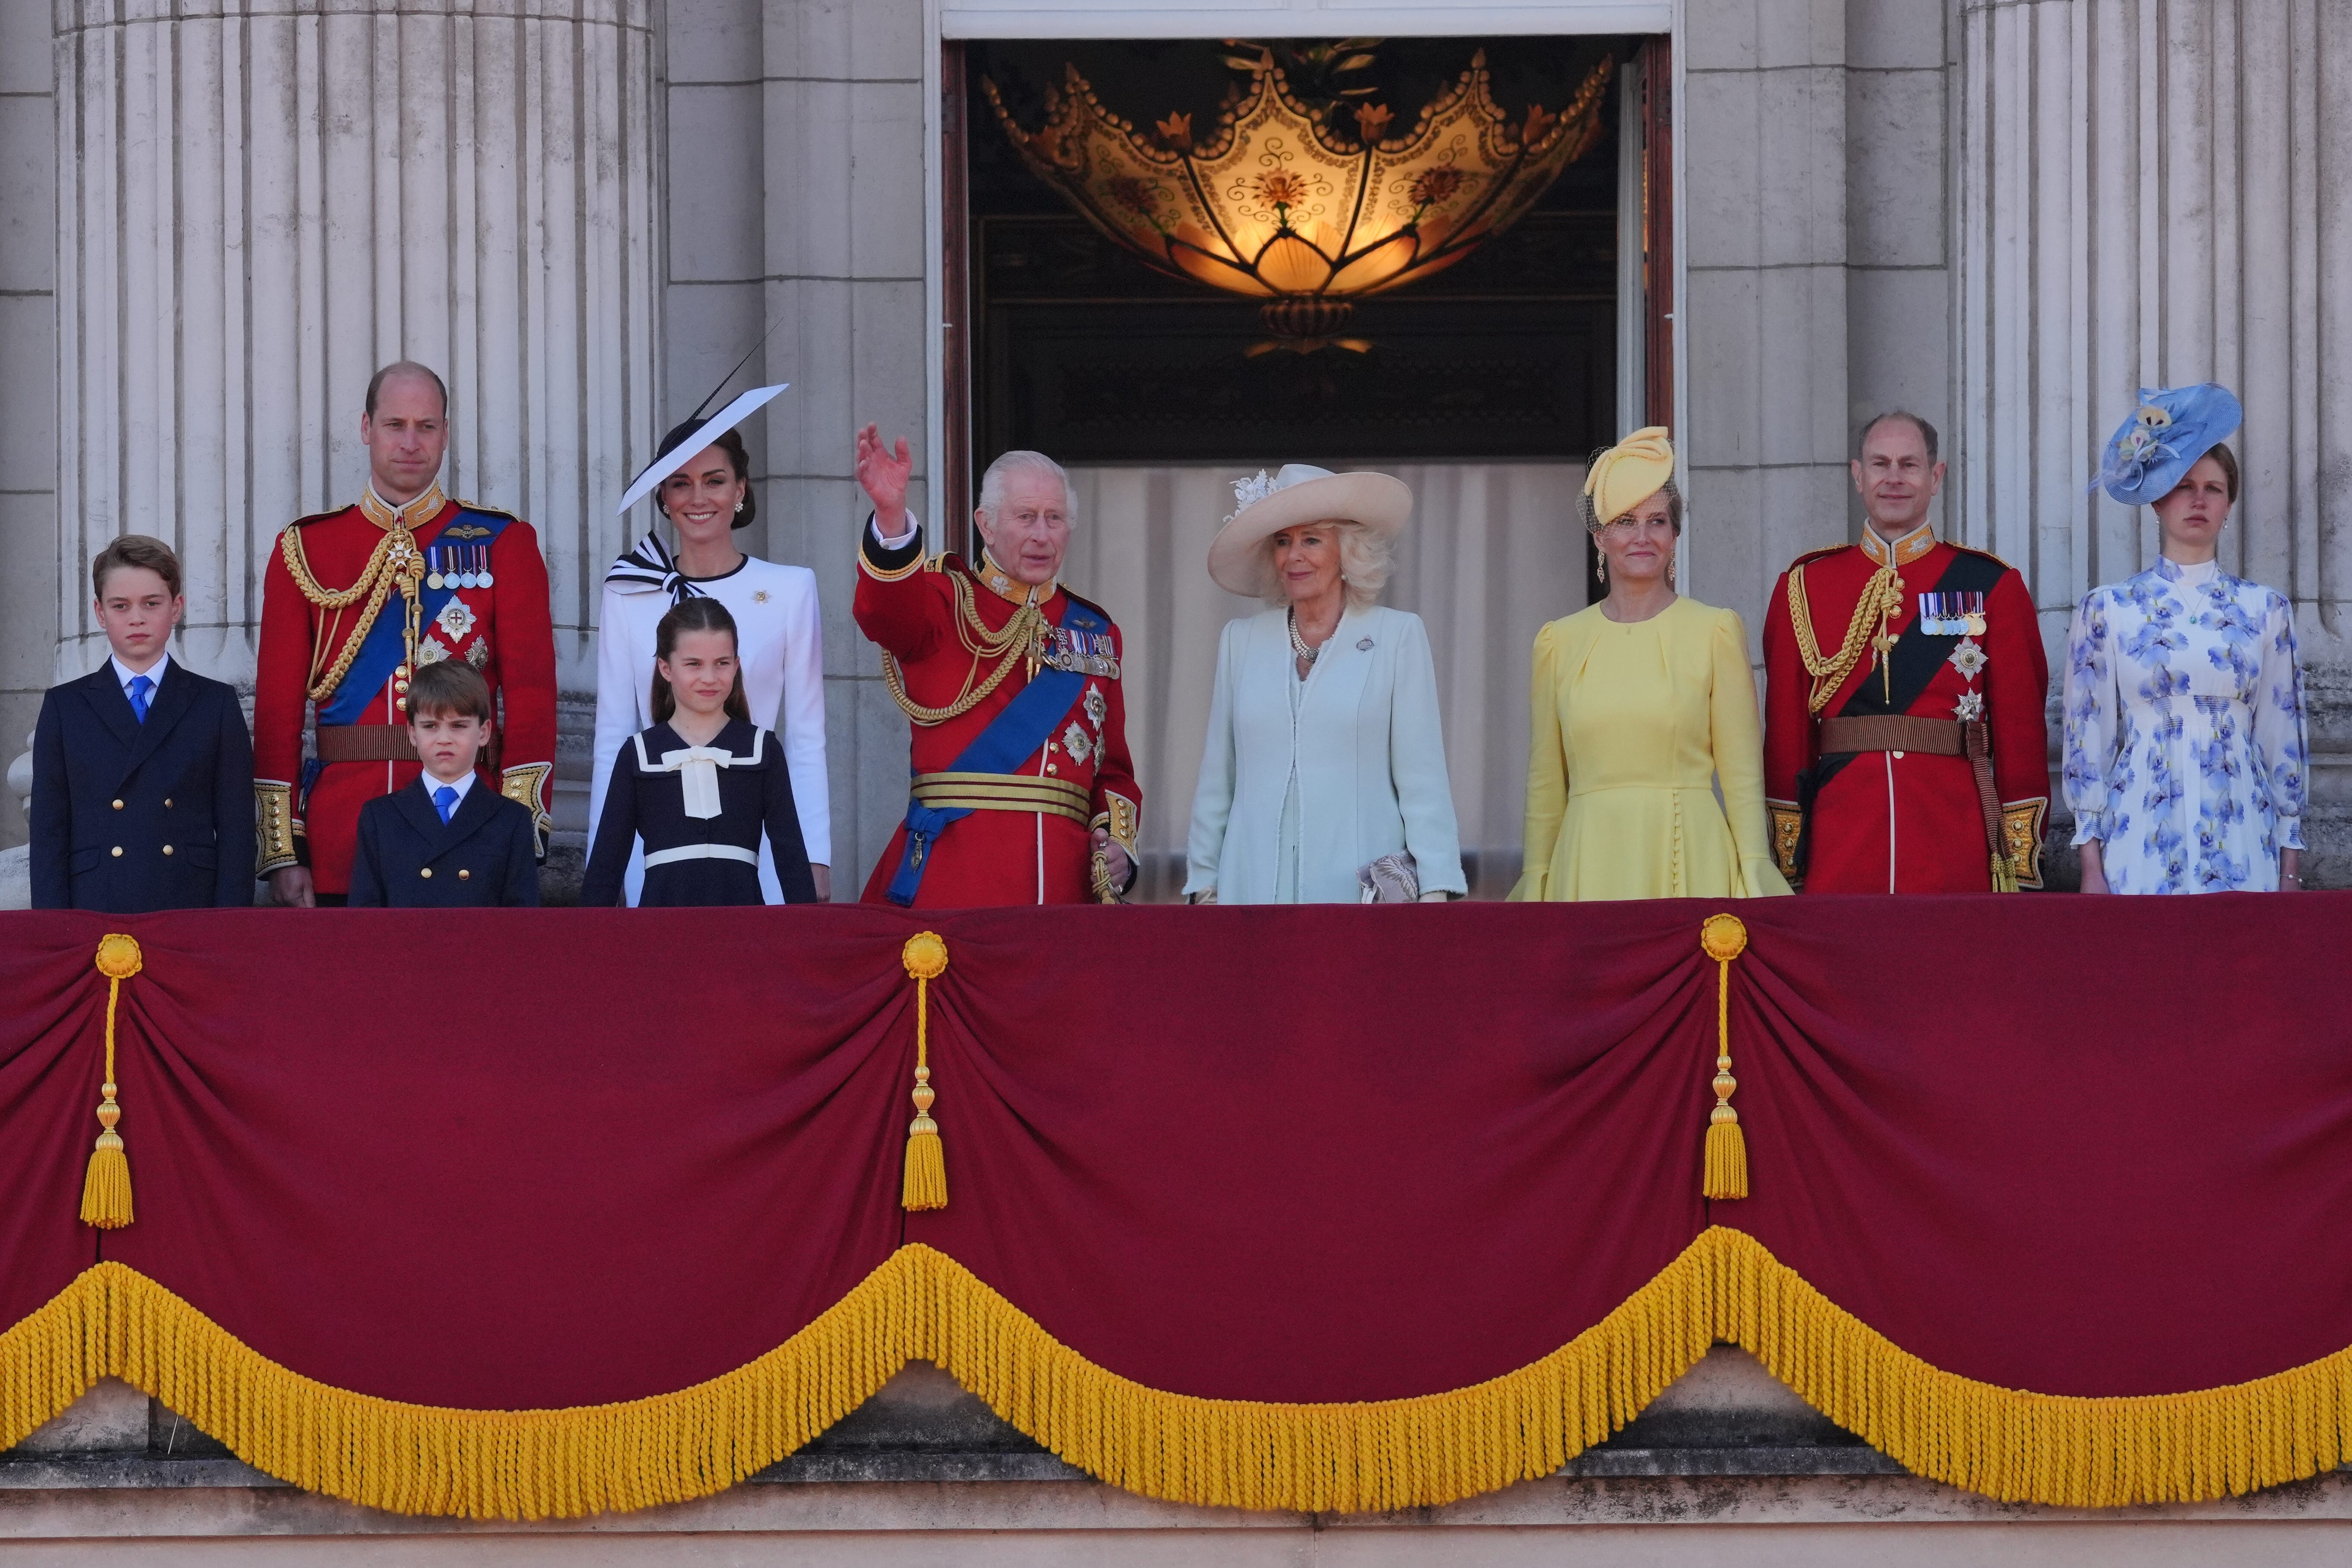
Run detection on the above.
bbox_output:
[4,897,2349,1412]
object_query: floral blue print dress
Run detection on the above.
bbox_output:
[2062,557,2308,893]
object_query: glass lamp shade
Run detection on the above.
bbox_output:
[985,50,1613,334]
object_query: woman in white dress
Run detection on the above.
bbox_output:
[1184,464,1465,904]
[2065,383,2308,894]
[592,414,832,902]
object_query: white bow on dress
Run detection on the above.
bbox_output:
[632,730,766,820]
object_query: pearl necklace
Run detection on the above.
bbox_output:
[1288,607,1321,668]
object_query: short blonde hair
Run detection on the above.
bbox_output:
[1256,519,1391,613]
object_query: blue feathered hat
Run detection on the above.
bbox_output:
[2089,383,2243,506]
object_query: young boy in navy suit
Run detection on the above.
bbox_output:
[31,536,256,911]
[347,661,540,907]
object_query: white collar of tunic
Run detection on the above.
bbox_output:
[633,728,765,820]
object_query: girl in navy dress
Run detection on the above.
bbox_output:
[582,598,819,907]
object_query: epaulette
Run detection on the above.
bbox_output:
[285,504,354,532]
[450,499,523,523]
[1061,585,1117,626]
[1945,541,2020,573]
[1788,542,1851,568]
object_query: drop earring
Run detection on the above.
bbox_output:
[1667,554,1677,587]
[735,502,744,514]
[1596,554,1608,586]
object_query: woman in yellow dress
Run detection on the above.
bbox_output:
[1510,429,1790,901]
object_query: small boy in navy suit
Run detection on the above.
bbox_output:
[32,536,256,911]
[347,661,540,907]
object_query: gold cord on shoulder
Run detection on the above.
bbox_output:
[882,571,1050,726]
[280,526,426,704]
[1787,560,1907,716]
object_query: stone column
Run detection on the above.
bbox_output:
[1680,0,1857,654]
[1955,0,2352,876]
[53,0,661,843]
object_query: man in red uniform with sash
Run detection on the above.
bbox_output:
[1762,412,2050,893]
[851,425,1140,906]
[253,362,557,905]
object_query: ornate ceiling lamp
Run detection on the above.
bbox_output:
[984,45,1613,351]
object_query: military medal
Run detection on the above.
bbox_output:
[475,545,494,589]
[1919,591,1987,636]
[425,547,446,591]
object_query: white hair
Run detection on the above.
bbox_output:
[1257,519,1391,613]
[976,450,1075,526]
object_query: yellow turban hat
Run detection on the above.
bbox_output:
[1582,427,1677,528]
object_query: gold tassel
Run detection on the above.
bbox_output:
[1991,851,2020,893]
[79,933,143,1229]
[1699,914,1748,1201]
[900,932,949,1211]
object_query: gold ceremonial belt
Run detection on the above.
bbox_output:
[911,771,1090,825]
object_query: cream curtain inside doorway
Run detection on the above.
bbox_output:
[1058,463,1590,901]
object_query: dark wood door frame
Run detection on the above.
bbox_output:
[1640,34,1674,433]
[941,40,974,562]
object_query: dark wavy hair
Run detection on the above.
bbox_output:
[652,419,755,532]
[651,597,751,724]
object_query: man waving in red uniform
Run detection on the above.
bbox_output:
[253,362,557,905]
[851,426,1140,907]
[1762,412,2050,894]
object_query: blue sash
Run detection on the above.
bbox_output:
[316,508,511,726]
[885,598,1106,906]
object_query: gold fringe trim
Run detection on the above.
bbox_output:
[5,1231,2349,1518]
[1708,1226,2352,1506]
[0,1257,919,1521]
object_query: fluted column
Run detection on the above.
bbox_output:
[53,0,660,709]
[1955,3,2352,845]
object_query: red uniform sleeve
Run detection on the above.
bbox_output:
[852,526,948,663]
[488,520,557,773]
[1983,566,2053,884]
[1089,626,1142,865]
[253,533,314,790]
[1760,569,1814,805]
[1984,567,2051,803]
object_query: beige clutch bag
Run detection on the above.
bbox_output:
[1357,852,1421,904]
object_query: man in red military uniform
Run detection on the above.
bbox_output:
[254,362,557,905]
[851,424,1140,907]
[1762,412,2050,893]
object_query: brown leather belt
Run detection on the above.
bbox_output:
[315,724,419,764]
[1817,715,1964,757]
[1817,715,2009,881]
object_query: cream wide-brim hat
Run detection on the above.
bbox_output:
[1205,463,1414,597]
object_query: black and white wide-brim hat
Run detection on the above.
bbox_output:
[1205,463,1414,597]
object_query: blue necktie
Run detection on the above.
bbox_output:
[126,674,153,723]
[433,785,459,824]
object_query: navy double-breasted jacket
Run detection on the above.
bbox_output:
[31,660,257,911]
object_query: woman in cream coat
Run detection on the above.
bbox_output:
[1511,429,1788,902]
[1185,465,1465,904]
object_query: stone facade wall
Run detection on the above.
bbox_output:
[0,2,57,854]
[1953,0,2352,883]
